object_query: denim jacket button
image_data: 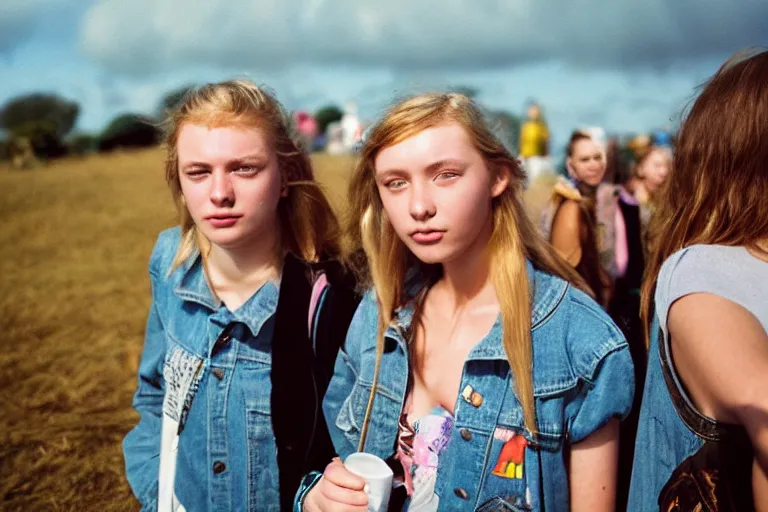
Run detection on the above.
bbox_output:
[213,461,226,474]
[460,428,472,441]
[211,368,225,380]
[454,488,469,500]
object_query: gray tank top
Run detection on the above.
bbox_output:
[656,244,768,337]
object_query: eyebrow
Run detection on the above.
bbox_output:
[180,154,268,170]
[376,159,467,179]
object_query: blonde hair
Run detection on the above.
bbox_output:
[163,80,341,270]
[347,93,589,447]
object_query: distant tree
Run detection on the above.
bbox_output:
[0,137,8,161]
[99,114,160,152]
[67,133,99,157]
[314,105,344,135]
[12,120,68,160]
[158,84,196,117]
[0,93,79,138]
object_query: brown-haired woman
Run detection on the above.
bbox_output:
[543,131,618,307]
[628,49,768,511]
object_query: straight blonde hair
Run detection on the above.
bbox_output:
[347,93,589,448]
[163,79,341,270]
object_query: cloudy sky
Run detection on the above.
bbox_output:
[1,0,766,150]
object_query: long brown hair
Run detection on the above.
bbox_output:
[163,80,342,270]
[347,93,589,446]
[641,49,768,345]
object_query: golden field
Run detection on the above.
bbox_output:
[0,149,552,511]
[0,149,356,511]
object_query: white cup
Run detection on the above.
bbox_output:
[343,452,393,512]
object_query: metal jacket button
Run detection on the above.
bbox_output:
[460,428,472,441]
[213,461,226,474]
[211,368,225,380]
[454,488,469,500]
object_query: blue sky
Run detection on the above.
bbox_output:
[1,0,766,151]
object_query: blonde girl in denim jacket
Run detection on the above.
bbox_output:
[298,94,634,511]
[123,80,360,511]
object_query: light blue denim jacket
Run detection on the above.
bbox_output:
[123,228,281,511]
[321,263,633,511]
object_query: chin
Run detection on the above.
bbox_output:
[405,243,455,266]
[199,229,244,250]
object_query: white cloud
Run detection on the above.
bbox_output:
[78,0,767,75]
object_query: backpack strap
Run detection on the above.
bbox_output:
[308,272,330,353]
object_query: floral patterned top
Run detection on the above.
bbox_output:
[395,402,453,510]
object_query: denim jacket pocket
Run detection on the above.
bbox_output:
[334,380,367,447]
[245,367,279,511]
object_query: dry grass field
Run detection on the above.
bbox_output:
[0,149,356,511]
[0,148,552,511]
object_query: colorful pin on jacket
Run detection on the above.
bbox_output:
[492,428,528,480]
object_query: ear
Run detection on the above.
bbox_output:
[491,165,511,198]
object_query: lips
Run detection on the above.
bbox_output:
[409,229,445,244]
[205,214,241,228]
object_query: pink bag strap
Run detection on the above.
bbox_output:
[307,272,329,334]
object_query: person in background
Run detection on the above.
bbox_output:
[122,80,360,512]
[518,101,550,184]
[298,93,633,511]
[628,49,768,511]
[542,131,617,307]
[624,145,672,249]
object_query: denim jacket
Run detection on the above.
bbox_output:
[627,318,755,511]
[123,228,359,512]
[313,263,634,511]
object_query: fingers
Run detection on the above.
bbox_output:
[302,459,369,511]
[323,459,367,491]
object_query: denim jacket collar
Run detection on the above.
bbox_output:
[171,250,279,337]
[388,260,569,361]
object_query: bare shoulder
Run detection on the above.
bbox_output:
[552,199,581,230]
[668,292,768,421]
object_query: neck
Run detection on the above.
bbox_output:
[205,232,282,296]
[438,216,496,307]
[577,181,598,199]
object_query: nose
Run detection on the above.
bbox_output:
[210,169,234,207]
[409,182,436,221]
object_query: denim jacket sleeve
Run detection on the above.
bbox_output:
[122,243,168,511]
[562,298,634,443]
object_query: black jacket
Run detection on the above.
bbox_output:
[270,253,361,511]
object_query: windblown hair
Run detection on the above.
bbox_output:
[347,93,589,446]
[641,49,768,345]
[163,79,341,270]
[566,130,593,157]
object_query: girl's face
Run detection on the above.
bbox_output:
[177,123,284,252]
[567,138,606,187]
[374,122,509,265]
[638,148,671,191]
